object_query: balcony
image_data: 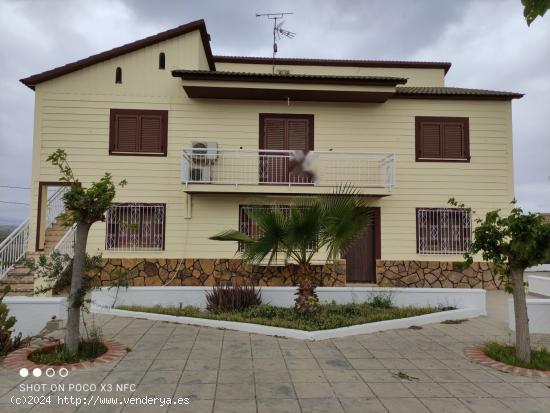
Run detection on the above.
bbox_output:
[181,148,395,196]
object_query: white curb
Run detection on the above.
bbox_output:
[91,307,482,340]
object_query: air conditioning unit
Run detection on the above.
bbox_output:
[189,141,218,161]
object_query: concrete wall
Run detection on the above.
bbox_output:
[4,297,66,336]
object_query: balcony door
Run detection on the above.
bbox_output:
[259,114,314,184]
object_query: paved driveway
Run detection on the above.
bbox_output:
[2,291,550,413]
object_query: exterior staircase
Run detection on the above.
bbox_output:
[0,221,70,296]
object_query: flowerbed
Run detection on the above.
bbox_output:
[117,303,450,331]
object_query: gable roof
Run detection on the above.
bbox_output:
[213,55,452,74]
[20,19,215,90]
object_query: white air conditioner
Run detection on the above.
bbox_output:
[181,157,212,183]
[189,141,218,160]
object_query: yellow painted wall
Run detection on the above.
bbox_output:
[27,29,515,262]
[215,62,446,87]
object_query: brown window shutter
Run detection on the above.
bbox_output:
[419,122,442,158]
[416,117,469,162]
[287,119,309,151]
[114,114,139,152]
[110,109,167,156]
[263,118,286,150]
[140,115,163,153]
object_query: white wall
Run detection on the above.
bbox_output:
[508,297,550,334]
[4,297,67,337]
[528,275,550,297]
[91,286,486,315]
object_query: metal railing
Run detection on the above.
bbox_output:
[181,149,395,189]
[46,187,68,229]
[417,208,472,255]
[0,187,69,279]
[53,224,76,258]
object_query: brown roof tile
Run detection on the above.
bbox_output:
[395,86,523,100]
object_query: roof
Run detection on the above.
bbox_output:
[172,69,408,86]
[214,55,452,74]
[20,19,215,89]
[395,86,523,100]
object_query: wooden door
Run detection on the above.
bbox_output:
[344,207,380,283]
[259,114,313,184]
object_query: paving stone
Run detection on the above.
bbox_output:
[284,358,319,370]
[330,382,373,398]
[510,382,550,397]
[177,383,216,400]
[169,399,213,412]
[217,369,254,384]
[423,370,467,383]
[379,358,417,370]
[140,370,181,385]
[346,358,385,370]
[180,370,218,385]
[500,398,550,413]
[440,382,490,398]
[403,382,452,398]
[293,382,335,399]
[338,397,387,413]
[215,383,255,400]
[420,397,472,413]
[219,358,253,370]
[357,369,398,383]
[185,358,220,371]
[451,369,503,382]
[323,369,363,383]
[317,358,353,370]
[459,397,514,413]
[255,383,295,399]
[254,369,292,384]
[213,399,256,413]
[380,397,430,413]
[299,398,345,413]
[476,382,529,398]
[368,382,413,398]
[257,398,301,413]
[288,369,326,383]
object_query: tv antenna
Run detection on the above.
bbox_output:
[256,12,295,73]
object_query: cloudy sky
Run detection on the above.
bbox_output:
[0,0,548,225]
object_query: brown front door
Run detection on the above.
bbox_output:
[344,207,380,283]
[259,114,314,184]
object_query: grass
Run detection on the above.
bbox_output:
[28,339,107,365]
[116,303,448,331]
[483,341,550,371]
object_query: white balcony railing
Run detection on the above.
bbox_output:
[181,149,395,189]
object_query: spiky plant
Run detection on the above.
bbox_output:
[210,186,372,313]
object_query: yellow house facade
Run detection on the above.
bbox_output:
[18,20,521,290]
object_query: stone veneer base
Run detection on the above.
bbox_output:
[3,340,126,372]
[376,260,502,289]
[94,258,346,287]
[464,346,550,378]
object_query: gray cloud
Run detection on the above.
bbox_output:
[1,0,548,224]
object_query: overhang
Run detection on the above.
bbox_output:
[172,70,408,103]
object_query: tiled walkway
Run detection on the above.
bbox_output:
[2,291,550,412]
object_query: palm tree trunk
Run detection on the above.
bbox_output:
[510,267,530,364]
[65,222,91,354]
[294,263,319,313]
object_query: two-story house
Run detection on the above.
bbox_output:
[3,19,522,294]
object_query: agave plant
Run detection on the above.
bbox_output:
[210,186,372,313]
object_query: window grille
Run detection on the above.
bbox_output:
[416,208,471,254]
[105,203,165,251]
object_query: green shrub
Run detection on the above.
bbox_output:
[205,283,262,312]
[0,286,30,357]
[368,292,393,309]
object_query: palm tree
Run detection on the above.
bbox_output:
[210,186,372,313]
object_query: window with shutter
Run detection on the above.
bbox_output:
[415,117,469,162]
[259,114,314,183]
[109,109,168,156]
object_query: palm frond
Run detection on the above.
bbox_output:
[209,230,254,244]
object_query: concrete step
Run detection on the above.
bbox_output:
[7,267,32,276]
[1,276,34,285]
[0,282,34,291]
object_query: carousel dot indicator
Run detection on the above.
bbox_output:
[19,368,29,378]
[32,368,42,377]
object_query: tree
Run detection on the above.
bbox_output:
[47,149,126,353]
[210,187,372,313]
[522,0,550,25]
[452,199,550,363]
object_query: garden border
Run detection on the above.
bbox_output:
[92,307,481,340]
[464,345,550,378]
[2,340,126,372]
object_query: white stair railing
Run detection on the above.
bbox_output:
[0,219,30,278]
[53,225,76,258]
[0,187,69,279]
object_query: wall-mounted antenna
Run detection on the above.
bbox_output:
[256,12,295,73]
